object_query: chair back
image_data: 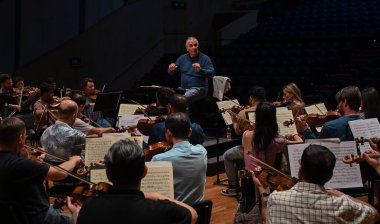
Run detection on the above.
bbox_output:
[190,200,213,224]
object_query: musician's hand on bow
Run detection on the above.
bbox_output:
[168,63,178,71]
[192,63,201,72]
[250,167,269,192]
[295,115,309,131]
[368,138,379,151]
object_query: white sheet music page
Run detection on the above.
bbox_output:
[287,141,362,189]
[118,104,144,116]
[216,99,240,126]
[305,103,328,115]
[276,109,297,136]
[141,161,174,199]
[349,118,380,153]
[117,114,145,128]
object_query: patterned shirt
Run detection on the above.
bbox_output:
[267,182,378,224]
[40,120,86,162]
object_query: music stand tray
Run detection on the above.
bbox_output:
[93,91,122,112]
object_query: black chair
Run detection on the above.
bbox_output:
[0,201,29,224]
[189,200,213,224]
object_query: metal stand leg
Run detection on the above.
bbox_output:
[213,119,228,186]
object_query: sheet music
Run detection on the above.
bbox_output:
[141,161,174,199]
[85,135,143,165]
[287,141,363,189]
[89,161,174,199]
[117,114,145,128]
[246,111,255,122]
[276,109,297,136]
[216,99,240,126]
[348,118,380,153]
[305,103,328,115]
[118,104,146,116]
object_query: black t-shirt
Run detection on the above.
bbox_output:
[0,151,50,224]
[78,189,192,224]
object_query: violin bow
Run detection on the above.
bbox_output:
[7,87,24,118]
[223,95,241,107]
[130,100,152,120]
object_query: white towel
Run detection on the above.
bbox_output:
[212,76,231,100]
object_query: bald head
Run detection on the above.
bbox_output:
[58,100,78,123]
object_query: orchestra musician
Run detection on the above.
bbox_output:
[71,93,115,136]
[221,85,266,197]
[148,94,205,146]
[273,82,305,118]
[146,87,175,116]
[151,112,207,204]
[252,144,378,224]
[81,77,112,127]
[0,73,21,117]
[67,139,198,224]
[361,87,380,121]
[0,117,82,224]
[13,76,39,114]
[40,100,86,162]
[168,36,215,103]
[33,82,58,134]
[297,86,362,141]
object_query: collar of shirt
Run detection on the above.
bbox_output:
[292,182,327,194]
[172,141,192,151]
[55,120,73,129]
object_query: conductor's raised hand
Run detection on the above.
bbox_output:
[168,63,178,71]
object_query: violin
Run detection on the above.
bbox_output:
[342,153,380,165]
[134,103,158,115]
[89,89,101,100]
[71,182,112,203]
[144,141,172,161]
[283,110,342,127]
[355,137,380,149]
[274,100,291,107]
[246,151,298,191]
[136,115,167,136]
[50,96,71,108]
[219,107,255,131]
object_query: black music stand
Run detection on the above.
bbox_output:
[93,91,122,112]
[213,111,229,186]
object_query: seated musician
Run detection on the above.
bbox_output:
[273,82,305,118]
[40,100,86,162]
[71,93,115,136]
[81,77,112,127]
[0,73,21,117]
[252,144,378,224]
[151,112,207,204]
[33,82,57,134]
[148,94,205,145]
[146,87,175,116]
[13,76,39,114]
[67,139,197,224]
[0,117,82,224]
[221,85,266,197]
[297,86,362,141]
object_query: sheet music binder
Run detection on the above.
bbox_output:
[93,91,122,112]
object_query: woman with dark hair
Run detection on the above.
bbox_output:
[361,87,380,121]
[243,101,302,169]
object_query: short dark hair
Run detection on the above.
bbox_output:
[13,76,24,84]
[169,94,188,113]
[335,86,361,111]
[71,93,86,106]
[45,77,56,85]
[39,82,54,95]
[361,87,380,121]
[249,86,266,101]
[104,140,145,186]
[0,117,25,145]
[81,77,94,89]
[165,112,191,139]
[301,144,336,186]
[0,73,11,83]
[156,87,175,106]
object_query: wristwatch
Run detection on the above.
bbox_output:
[260,191,271,198]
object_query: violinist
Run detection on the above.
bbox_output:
[146,87,175,116]
[221,85,266,197]
[273,82,305,118]
[361,87,380,121]
[33,82,58,134]
[252,144,378,224]
[40,100,86,162]
[148,94,205,146]
[0,73,21,117]
[71,93,115,136]
[81,77,111,127]
[0,117,82,224]
[13,76,39,114]
[151,112,207,204]
[68,139,198,224]
[297,86,362,141]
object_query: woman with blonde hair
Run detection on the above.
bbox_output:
[274,82,305,117]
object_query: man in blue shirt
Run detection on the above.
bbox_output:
[297,86,362,141]
[151,112,207,204]
[148,94,205,146]
[168,36,215,103]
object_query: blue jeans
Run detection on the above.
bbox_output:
[44,206,72,224]
[184,87,208,103]
[223,145,244,187]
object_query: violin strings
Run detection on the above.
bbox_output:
[248,153,293,180]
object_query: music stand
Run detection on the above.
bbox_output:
[93,91,122,112]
